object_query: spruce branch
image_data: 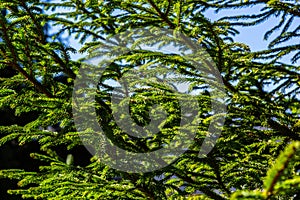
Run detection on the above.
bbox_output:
[0,17,54,98]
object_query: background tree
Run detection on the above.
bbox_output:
[0,0,299,199]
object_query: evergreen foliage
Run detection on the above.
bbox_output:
[0,0,299,199]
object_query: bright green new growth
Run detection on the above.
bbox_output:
[0,0,299,199]
[230,141,300,199]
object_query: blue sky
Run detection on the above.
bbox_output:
[204,5,299,65]
[205,5,272,51]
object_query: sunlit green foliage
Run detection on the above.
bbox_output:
[0,0,299,199]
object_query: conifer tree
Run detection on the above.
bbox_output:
[0,0,299,199]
